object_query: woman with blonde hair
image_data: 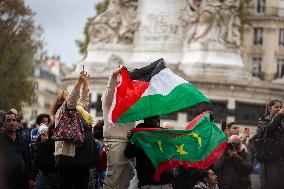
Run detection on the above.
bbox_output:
[51,71,99,189]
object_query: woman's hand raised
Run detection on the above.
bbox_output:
[113,68,121,79]
[78,71,88,83]
[279,108,284,114]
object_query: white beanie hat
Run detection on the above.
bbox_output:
[38,124,48,135]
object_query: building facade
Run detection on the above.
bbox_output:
[243,0,284,81]
[22,58,70,123]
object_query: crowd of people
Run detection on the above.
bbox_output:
[0,69,284,189]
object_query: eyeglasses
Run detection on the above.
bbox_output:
[5,119,17,123]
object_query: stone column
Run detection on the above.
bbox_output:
[130,0,184,66]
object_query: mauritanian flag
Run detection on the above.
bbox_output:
[130,112,228,181]
[108,58,210,123]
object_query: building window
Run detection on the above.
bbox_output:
[253,28,263,45]
[96,94,103,116]
[34,67,40,77]
[31,110,37,120]
[32,95,38,103]
[183,100,227,123]
[44,103,51,109]
[252,58,262,77]
[256,0,265,14]
[184,102,213,122]
[211,100,228,123]
[34,82,39,90]
[235,101,265,125]
[277,59,284,78]
[279,29,284,47]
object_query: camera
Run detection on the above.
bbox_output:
[227,142,238,151]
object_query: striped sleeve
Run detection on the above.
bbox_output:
[78,86,89,109]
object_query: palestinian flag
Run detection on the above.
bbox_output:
[109,58,210,123]
[130,112,227,181]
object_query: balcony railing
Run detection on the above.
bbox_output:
[249,7,284,17]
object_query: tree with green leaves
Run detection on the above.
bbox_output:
[0,0,42,111]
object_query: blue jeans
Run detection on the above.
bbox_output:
[35,171,58,189]
[97,171,106,189]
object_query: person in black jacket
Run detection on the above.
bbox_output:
[256,99,284,189]
[0,109,4,133]
[124,116,174,189]
[30,124,57,189]
[214,135,252,189]
[54,119,100,189]
[172,166,195,189]
[0,110,34,189]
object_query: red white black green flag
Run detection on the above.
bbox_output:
[108,58,210,123]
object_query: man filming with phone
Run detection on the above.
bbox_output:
[214,135,253,189]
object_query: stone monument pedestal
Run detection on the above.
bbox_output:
[75,44,133,77]
[180,48,250,80]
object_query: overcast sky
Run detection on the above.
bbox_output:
[25,0,101,67]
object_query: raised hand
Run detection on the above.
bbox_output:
[83,73,91,85]
[279,108,284,114]
[241,128,250,144]
[113,68,121,79]
[78,71,87,83]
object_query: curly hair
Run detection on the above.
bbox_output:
[36,114,51,125]
[50,91,68,116]
[93,119,104,139]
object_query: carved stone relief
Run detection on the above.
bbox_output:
[183,0,241,49]
[89,0,139,45]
